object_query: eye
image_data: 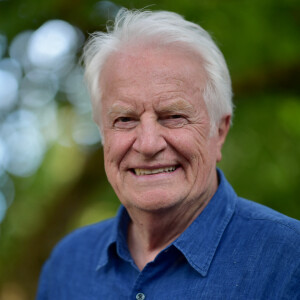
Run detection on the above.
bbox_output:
[168,115,182,119]
[114,116,138,129]
[117,117,132,122]
[159,114,188,128]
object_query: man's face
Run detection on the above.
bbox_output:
[100,45,228,213]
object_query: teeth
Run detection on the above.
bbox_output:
[135,166,176,176]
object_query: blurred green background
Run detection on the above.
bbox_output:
[0,0,299,299]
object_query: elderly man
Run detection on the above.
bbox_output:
[37,9,300,299]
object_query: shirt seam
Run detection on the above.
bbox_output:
[235,210,300,237]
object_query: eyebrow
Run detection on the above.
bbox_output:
[158,99,194,115]
[107,99,195,118]
[107,104,136,118]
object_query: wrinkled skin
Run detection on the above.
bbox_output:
[100,45,230,217]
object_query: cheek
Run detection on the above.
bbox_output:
[104,132,134,165]
[103,138,119,177]
[173,127,209,156]
[172,128,217,171]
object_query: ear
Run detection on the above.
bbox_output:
[216,115,231,163]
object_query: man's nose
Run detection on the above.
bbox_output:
[132,118,167,157]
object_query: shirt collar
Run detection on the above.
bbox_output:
[96,205,131,270]
[96,169,236,275]
[174,169,236,276]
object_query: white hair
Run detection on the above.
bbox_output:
[83,8,233,135]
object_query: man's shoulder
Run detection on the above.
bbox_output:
[51,217,116,258]
[234,197,300,238]
[38,217,118,293]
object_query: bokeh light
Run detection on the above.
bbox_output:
[72,114,101,146]
[0,17,103,224]
[0,58,22,111]
[27,20,79,72]
[1,109,46,177]
[63,66,92,113]
[0,138,7,175]
[20,69,59,108]
[9,30,33,72]
[93,1,120,20]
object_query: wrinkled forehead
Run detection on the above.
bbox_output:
[99,43,207,96]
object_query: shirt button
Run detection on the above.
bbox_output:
[136,292,145,300]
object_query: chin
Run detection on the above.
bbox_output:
[126,192,184,213]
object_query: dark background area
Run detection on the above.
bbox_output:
[0,0,299,299]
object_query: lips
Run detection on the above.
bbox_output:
[133,166,177,176]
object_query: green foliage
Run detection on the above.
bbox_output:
[219,93,300,219]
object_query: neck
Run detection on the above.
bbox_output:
[126,180,217,270]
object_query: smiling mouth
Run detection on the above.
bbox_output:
[133,166,178,176]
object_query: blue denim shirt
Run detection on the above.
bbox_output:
[36,170,300,299]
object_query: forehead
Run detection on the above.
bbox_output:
[100,44,207,108]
